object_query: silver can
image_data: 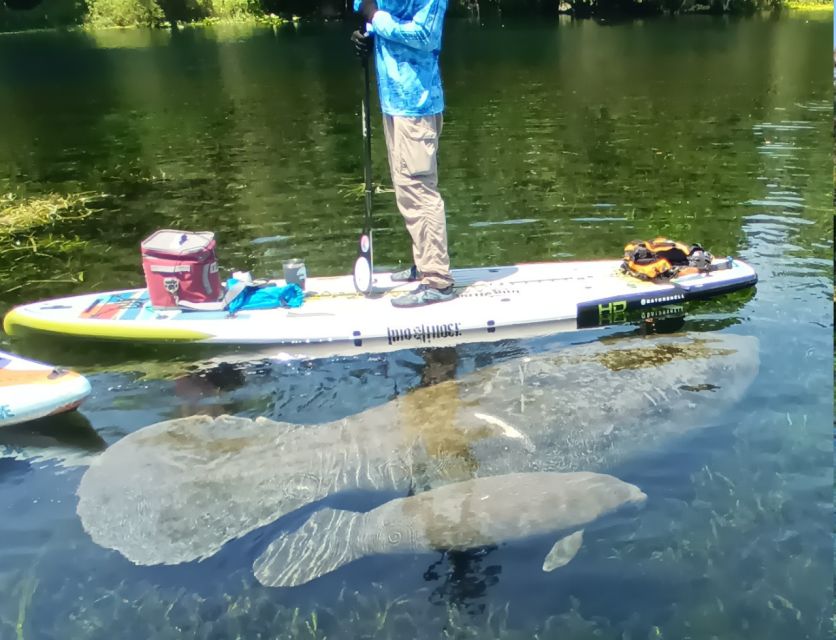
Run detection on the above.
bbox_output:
[282,259,307,290]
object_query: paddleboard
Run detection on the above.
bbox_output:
[3,258,757,356]
[0,351,92,427]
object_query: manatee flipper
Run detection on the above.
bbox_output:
[253,508,365,587]
[542,529,584,571]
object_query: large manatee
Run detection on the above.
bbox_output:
[253,471,647,587]
[76,331,758,565]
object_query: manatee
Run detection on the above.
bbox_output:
[253,471,647,587]
[76,332,758,565]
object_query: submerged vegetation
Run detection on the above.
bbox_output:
[0,192,103,295]
[0,192,99,239]
[1,427,827,640]
[0,0,830,31]
[0,192,100,259]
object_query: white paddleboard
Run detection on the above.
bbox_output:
[3,258,757,357]
[0,351,92,427]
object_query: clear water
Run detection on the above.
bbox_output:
[0,14,832,640]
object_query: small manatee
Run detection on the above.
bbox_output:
[253,471,646,587]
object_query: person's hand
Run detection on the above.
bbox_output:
[359,0,378,22]
[351,30,374,58]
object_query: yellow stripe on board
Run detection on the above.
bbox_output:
[3,309,212,342]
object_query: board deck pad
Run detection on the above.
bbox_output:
[3,259,757,357]
[0,351,91,427]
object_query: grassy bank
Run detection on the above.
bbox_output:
[0,0,291,31]
[784,0,832,9]
[1,0,831,32]
[84,0,294,28]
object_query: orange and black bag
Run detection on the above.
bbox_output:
[621,237,714,281]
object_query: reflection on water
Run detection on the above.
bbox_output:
[0,13,831,640]
[0,411,105,468]
[424,546,502,616]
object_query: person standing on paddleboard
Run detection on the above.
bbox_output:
[351,0,455,308]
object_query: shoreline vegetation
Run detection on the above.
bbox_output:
[0,0,830,33]
[784,0,830,8]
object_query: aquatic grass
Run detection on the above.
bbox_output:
[0,543,50,640]
[29,575,655,640]
[15,572,38,640]
[338,180,394,200]
[0,569,22,639]
[618,409,831,639]
[0,237,88,295]
[23,547,830,640]
[0,192,102,240]
[0,191,105,295]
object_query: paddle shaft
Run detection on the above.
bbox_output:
[361,51,373,234]
[351,32,375,295]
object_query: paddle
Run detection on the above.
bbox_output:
[352,34,375,295]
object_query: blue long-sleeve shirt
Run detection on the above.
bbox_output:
[354,0,447,116]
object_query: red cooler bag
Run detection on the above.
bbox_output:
[141,230,221,308]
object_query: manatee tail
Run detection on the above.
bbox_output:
[253,508,365,587]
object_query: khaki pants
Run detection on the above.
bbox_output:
[382,114,453,289]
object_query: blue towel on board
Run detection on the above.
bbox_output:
[225,279,305,313]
